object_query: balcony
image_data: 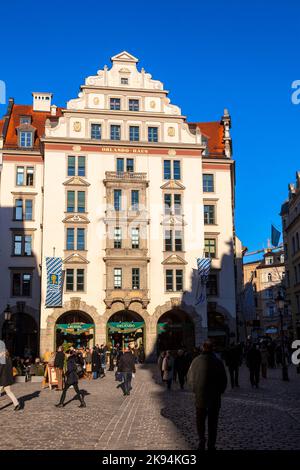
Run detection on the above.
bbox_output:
[104,288,150,309]
[104,171,148,183]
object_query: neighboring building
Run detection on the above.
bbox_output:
[281,172,300,339]
[0,51,237,359]
[243,250,288,339]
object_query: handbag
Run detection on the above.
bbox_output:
[115,371,123,382]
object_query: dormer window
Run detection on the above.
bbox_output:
[19,131,33,148]
[20,116,31,125]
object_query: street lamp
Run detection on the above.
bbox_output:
[4,304,12,322]
[275,292,289,381]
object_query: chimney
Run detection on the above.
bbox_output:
[32,92,52,112]
[50,104,57,116]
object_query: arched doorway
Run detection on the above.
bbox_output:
[2,314,38,358]
[107,310,145,351]
[55,311,95,350]
[157,309,195,353]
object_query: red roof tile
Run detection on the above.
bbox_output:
[189,121,225,156]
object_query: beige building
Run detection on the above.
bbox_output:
[0,51,238,359]
[243,250,286,338]
[281,172,300,339]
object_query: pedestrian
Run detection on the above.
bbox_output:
[187,340,227,451]
[174,349,188,390]
[0,348,21,411]
[260,344,268,379]
[157,351,166,382]
[92,346,101,379]
[99,344,107,378]
[162,350,174,390]
[85,348,92,380]
[54,346,65,391]
[246,344,261,388]
[55,350,86,408]
[224,343,242,388]
[117,346,136,396]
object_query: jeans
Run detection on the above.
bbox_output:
[122,372,132,394]
[59,382,82,404]
[0,386,19,407]
[196,405,220,450]
[229,366,239,388]
[250,366,260,387]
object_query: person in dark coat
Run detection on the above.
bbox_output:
[117,347,136,396]
[54,346,65,390]
[0,349,21,411]
[224,343,242,388]
[187,340,227,451]
[246,344,262,388]
[55,350,86,408]
[174,349,188,390]
[92,347,101,379]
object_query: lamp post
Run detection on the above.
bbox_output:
[4,304,12,322]
[275,292,289,381]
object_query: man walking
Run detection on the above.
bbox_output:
[54,346,65,391]
[187,341,227,451]
[246,344,261,388]
[224,343,242,388]
[55,350,86,408]
[117,346,136,396]
[174,349,188,390]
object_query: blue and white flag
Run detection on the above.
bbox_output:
[271,224,281,247]
[45,257,63,307]
[195,257,212,305]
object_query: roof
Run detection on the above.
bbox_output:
[189,121,225,156]
[0,119,4,136]
[3,104,61,151]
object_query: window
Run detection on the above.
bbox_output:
[267,273,272,282]
[131,228,139,248]
[67,156,75,176]
[204,238,217,258]
[12,272,32,297]
[267,288,273,298]
[164,160,171,180]
[129,99,139,111]
[20,116,31,124]
[204,205,215,225]
[121,77,128,85]
[114,227,122,249]
[77,191,85,213]
[66,269,85,291]
[174,194,182,215]
[111,125,121,141]
[13,234,32,256]
[164,194,172,215]
[77,228,85,250]
[163,160,181,180]
[114,189,122,211]
[265,257,273,265]
[129,126,139,142]
[78,156,86,177]
[114,268,122,289]
[165,230,173,251]
[91,123,101,140]
[132,268,140,289]
[117,158,124,173]
[131,190,139,210]
[166,270,173,291]
[14,199,33,221]
[148,127,158,143]
[175,231,183,251]
[66,228,75,250]
[173,161,181,180]
[19,131,33,148]
[67,191,75,212]
[16,166,34,186]
[207,274,218,296]
[15,199,23,220]
[25,201,33,221]
[127,158,134,172]
[203,174,214,192]
[176,270,183,291]
[268,305,274,317]
[110,98,121,110]
[67,156,86,177]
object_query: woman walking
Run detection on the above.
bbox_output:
[162,351,174,390]
[85,348,92,380]
[55,350,86,408]
[0,349,21,411]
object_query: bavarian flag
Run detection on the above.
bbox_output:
[271,224,281,247]
[46,257,63,307]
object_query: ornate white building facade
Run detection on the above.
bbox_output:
[0,51,237,359]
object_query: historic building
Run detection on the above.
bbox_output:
[281,172,300,339]
[243,250,289,338]
[0,51,237,359]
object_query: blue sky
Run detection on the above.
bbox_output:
[1,0,299,260]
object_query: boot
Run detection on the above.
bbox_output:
[78,393,86,408]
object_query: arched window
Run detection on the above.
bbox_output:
[268,273,272,282]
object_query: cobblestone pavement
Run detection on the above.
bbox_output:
[0,364,300,450]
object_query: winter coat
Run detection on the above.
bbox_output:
[224,346,242,369]
[117,351,136,373]
[92,350,101,372]
[174,355,188,376]
[187,352,227,408]
[246,348,262,369]
[0,356,14,387]
[162,355,174,381]
[54,351,65,369]
[65,355,79,385]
